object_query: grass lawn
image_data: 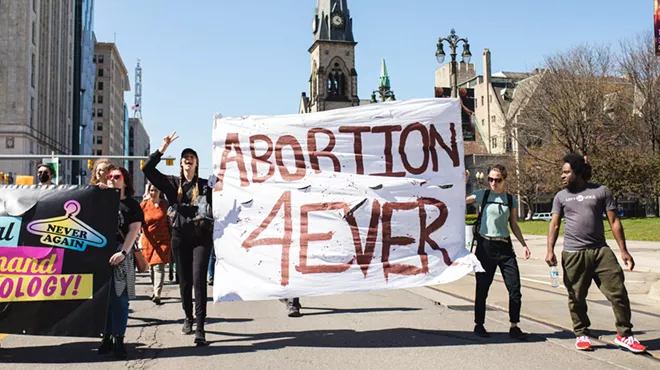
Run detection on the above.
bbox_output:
[516,217,660,242]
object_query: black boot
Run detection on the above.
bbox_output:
[194,319,208,346]
[113,336,127,360]
[98,333,113,354]
[182,317,194,335]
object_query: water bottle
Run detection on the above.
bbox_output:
[550,266,560,288]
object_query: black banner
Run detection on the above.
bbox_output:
[0,186,119,337]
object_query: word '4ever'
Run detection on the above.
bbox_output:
[242,191,452,286]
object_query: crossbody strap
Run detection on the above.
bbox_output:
[471,190,490,252]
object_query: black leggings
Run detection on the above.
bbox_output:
[171,228,212,324]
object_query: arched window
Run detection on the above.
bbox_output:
[327,63,346,97]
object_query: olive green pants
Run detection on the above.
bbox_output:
[561,247,633,337]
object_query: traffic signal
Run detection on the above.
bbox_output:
[140,160,145,169]
[165,159,174,166]
[3,174,9,184]
[88,159,93,169]
[0,172,3,184]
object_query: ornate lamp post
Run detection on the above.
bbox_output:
[435,29,472,98]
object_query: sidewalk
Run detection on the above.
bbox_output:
[426,271,660,359]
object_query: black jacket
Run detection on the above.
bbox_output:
[142,150,212,232]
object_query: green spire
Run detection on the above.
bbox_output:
[379,59,390,89]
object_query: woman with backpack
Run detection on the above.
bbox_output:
[466,164,530,339]
[142,131,213,346]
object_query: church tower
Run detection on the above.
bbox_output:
[300,0,359,113]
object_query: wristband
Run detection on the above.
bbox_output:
[121,250,127,256]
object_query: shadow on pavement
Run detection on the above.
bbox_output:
[0,328,550,363]
[298,307,422,316]
[126,316,253,328]
[0,341,147,364]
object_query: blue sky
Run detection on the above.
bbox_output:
[94,0,651,175]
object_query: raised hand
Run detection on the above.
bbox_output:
[159,131,179,154]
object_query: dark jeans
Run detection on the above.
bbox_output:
[172,227,213,324]
[106,283,129,337]
[562,247,633,337]
[208,248,216,279]
[474,237,522,325]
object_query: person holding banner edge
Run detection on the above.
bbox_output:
[466,164,530,339]
[97,166,144,360]
[143,131,214,346]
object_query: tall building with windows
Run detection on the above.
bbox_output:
[73,0,96,184]
[128,117,150,197]
[92,42,130,157]
[0,0,76,183]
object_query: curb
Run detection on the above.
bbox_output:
[414,286,660,361]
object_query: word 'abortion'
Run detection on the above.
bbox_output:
[215,122,461,190]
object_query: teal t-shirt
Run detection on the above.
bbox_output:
[472,189,518,238]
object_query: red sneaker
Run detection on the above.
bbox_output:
[615,335,647,353]
[575,336,592,351]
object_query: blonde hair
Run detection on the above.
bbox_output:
[177,163,199,204]
[89,158,114,185]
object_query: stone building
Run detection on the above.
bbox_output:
[128,117,150,198]
[300,0,360,113]
[0,0,77,183]
[92,42,130,156]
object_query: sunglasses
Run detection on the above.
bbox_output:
[106,174,123,180]
[488,177,503,184]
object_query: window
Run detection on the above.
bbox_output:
[96,136,103,144]
[481,96,484,106]
[327,62,346,97]
[491,137,497,149]
[93,55,96,63]
[98,55,104,63]
[96,150,103,155]
[481,119,485,126]
[97,95,103,104]
[491,115,496,123]
[98,81,103,90]
[30,97,34,127]
[93,95,96,104]
[97,108,103,117]
[32,21,36,45]
[92,110,95,117]
[489,95,492,103]
[31,54,35,87]
[98,68,103,77]
[96,122,103,131]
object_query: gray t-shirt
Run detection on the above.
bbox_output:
[551,183,617,251]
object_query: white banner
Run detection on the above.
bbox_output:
[212,98,481,302]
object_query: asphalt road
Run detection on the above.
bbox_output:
[1,272,658,370]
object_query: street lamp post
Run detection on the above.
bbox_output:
[435,29,472,98]
[475,171,485,188]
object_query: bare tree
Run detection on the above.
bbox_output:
[619,32,660,154]
[512,44,628,158]
[506,147,562,218]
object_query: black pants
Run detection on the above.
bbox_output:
[474,237,522,325]
[172,227,213,324]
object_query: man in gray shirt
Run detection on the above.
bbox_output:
[546,154,646,354]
